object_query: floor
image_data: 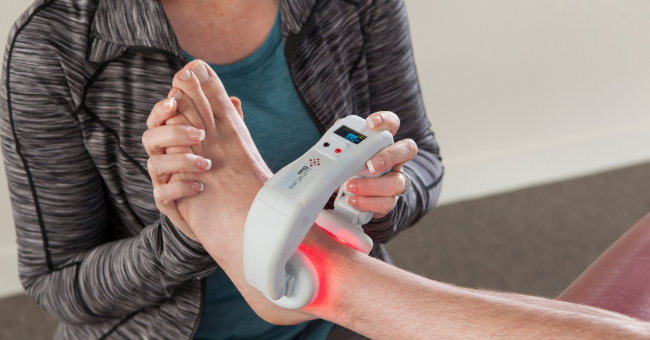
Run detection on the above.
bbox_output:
[1,161,649,339]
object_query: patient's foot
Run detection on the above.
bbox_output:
[170,60,272,263]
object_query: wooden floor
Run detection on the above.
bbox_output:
[2,161,649,339]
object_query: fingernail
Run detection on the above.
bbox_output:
[187,128,205,141]
[195,156,210,170]
[164,97,175,109]
[180,70,191,81]
[191,181,204,192]
[347,196,357,207]
[367,115,382,129]
[174,91,183,99]
[367,157,384,173]
[192,62,210,83]
[347,181,358,194]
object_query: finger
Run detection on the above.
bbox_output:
[172,61,216,130]
[154,180,204,206]
[166,145,195,155]
[345,172,406,197]
[167,172,201,184]
[147,153,212,185]
[164,103,204,156]
[142,125,205,156]
[366,111,400,136]
[346,195,398,217]
[165,114,189,126]
[146,96,178,129]
[367,139,418,174]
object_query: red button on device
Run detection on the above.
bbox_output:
[335,149,341,153]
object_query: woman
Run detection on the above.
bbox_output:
[0,0,442,339]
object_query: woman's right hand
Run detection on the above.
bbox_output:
[142,89,213,242]
[143,60,356,325]
[143,79,244,242]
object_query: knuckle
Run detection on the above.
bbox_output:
[382,110,394,119]
[183,182,198,196]
[168,184,181,199]
[142,130,151,147]
[392,177,404,195]
[355,179,369,193]
[148,155,160,174]
[166,115,182,125]
[382,198,395,212]
[356,197,369,211]
[153,186,164,202]
[406,139,418,154]
[383,147,396,164]
[183,154,197,168]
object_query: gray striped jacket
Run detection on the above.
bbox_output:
[0,0,443,338]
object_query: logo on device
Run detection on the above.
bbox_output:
[289,166,311,190]
[309,158,320,167]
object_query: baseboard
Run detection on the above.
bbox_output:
[0,244,23,298]
[437,122,650,205]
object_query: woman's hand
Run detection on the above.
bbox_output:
[163,60,322,325]
[142,88,213,242]
[345,111,418,218]
[143,79,244,241]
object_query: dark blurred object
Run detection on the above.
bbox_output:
[558,212,650,320]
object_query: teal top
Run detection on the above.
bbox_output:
[187,6,332,340]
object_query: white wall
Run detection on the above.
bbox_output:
[405,0,650,204]
[1,0,650,297]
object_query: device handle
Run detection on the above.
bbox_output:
[316,168,391,254]
[333,168,391,226]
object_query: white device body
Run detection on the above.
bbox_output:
[244,115,393,309]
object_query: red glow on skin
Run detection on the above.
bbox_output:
[297,241,334,312]
[299,226,360,315]
[319,227,362,252]
[335,235,349,246]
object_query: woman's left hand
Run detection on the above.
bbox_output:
[345,111,418,219]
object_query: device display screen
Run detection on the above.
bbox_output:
[334,125,367,144]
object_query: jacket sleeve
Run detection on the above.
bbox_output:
[0,15,217,325]
[360,0,444,243]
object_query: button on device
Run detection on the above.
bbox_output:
[317,137,349,158]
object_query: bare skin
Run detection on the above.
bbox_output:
[311,238,650,340]
[153,0,415,232]
[141,59,413,324]
[160,0,279,65]
[143,2,650,337]
[142,61,650,339]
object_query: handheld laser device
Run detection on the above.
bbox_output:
[244,115,394,309]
